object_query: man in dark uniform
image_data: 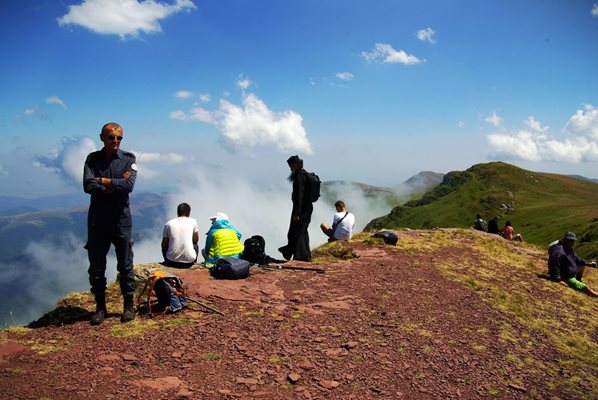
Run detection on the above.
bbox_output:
[278,155,312,262]
[83,122,138,325]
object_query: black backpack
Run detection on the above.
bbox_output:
[242,235,267,264]
[372,231,399,245]
[305,171,321,202]
[211,257,251,280]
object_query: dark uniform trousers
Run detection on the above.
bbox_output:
[87,225,135,297]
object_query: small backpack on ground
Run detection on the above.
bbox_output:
[242,235,267,264]
[137,270,187,317]
[372,231,399,245]
[305,171,321,202]
[211,257,251,280]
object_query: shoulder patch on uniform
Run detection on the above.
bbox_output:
[131,163,138,171]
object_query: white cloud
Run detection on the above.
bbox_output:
[0,165,7,177]
[198,93,211,102]
[487,105,598,163]
[416,27,436,43]
[361,43,424,65]
[592,4,598,16]
[336,72,354,81]
[175,90,193,99]
[19,105,50,122]
[237,77,251,90]
[170,84,313,154]
[524,116,548,135]
[57,0,196,38]
[484,111,503,127]
[46,96,67,109]
[34,137,97,186]
[564,104,598,140]
[24,106,38,116]
[133,150,190,164]
[169,110,187,120]
[457,121,465,128]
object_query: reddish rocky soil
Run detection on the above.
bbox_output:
[0,230,586,399]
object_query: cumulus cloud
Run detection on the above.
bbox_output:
[487,105,598,162]
[46,96,67,109]
[336,72,354,81]
[592,4,598,16]
[416,27,436,43]
[484,111,503,127]
[361,43,423,65]
[170,84,313,154]
[57,0,196,38]
[564,104,598,140]
[34,137,97,186]
[198,93,211,102]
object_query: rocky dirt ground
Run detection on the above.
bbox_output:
[0,229,596,400]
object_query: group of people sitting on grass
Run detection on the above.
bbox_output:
[474,214,597,297]
[474,214,523,241]
[161,201,355,268]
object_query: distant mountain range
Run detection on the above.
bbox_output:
[366,161,598,258]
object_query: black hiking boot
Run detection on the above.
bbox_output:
[90,293,107,326]
[121,295,136,323]
[278,246,292,261]
[90,309,107,326]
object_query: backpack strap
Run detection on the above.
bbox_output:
[332,212,349,234]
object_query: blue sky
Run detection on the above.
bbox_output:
[1,0,598,197]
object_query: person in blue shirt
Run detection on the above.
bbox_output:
[83,122,138,325]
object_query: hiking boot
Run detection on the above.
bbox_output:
[278,246,292,261]
[121,295,136,323]
[90,292,107,326]
[90,309,107,326]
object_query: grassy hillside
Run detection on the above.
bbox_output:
[366,162,598,258]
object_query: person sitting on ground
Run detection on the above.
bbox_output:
[320,200,355,242]
[161,202,199,268]
[487,216,500,235]
[202,212,244,267]
[548,232,597,297]
[502,220,523,241]
[473,213,487,232]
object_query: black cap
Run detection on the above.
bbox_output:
[287,155,302,166]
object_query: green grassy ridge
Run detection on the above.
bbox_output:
[366,162,598,258]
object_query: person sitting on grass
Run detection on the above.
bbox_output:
[320,200,355,242]
[548,231,598,297]
[502,220,523,241]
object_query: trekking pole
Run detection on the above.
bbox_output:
[257,264,325,274]
[187,297,225,316]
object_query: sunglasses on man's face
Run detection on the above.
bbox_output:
[106,134,123,142]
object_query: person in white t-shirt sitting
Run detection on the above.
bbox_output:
[161,202,199,268]
[320,200,355,242]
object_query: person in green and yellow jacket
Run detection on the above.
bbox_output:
[202,212,244,266]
